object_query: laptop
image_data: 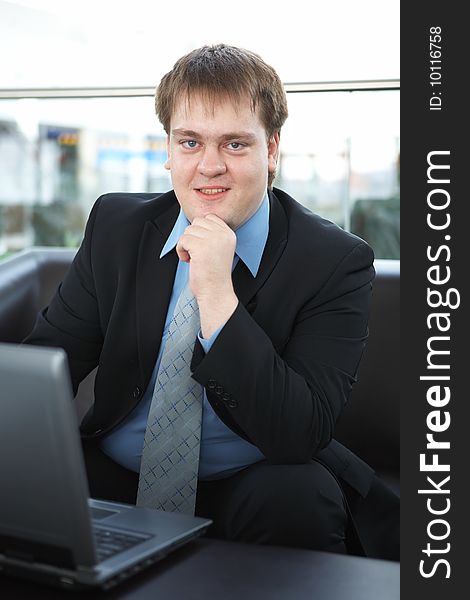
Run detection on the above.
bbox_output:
[0,342,211,590]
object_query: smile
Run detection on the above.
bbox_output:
[194,187,230,201]
[197,188,228,195]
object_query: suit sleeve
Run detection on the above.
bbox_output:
[191,241,375,464]
[23,197,104,394]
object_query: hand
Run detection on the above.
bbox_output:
[176,214,239,338]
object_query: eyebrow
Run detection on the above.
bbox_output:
[171,128,257,143]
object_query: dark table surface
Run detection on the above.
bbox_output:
[0,538,399,599]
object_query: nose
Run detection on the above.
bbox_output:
[198,145,227,177]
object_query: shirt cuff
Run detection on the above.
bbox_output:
[198,322,226,353]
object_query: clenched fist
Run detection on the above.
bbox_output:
[176,214,239,338]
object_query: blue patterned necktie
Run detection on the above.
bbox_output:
[136,283,203,514]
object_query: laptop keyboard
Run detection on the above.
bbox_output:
[93,526,152,562]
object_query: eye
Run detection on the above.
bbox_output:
[227,142,244,150]
[181,140,199,149]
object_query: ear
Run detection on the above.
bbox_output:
[267,132,280,174]
[164,135,171,170]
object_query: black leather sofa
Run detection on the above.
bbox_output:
[0,248,399,492]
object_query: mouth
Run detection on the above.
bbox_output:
[194,187,229,201]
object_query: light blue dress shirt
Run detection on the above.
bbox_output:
[101,194,269,480]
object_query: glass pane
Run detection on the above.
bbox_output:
[0,90,399,260]
[278,90,400,258]
[0,97,170,256]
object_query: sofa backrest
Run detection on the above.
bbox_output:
[0,249,399,475]
[0,248,75,343]
[335,260,400,473]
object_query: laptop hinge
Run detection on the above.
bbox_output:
[0,533,75,569]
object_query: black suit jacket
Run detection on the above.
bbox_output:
[25,187,376,502]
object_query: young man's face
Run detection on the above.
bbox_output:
[165,93,279,230]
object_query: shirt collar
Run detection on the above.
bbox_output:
[160,192,270,278]
[234,193,269,277]
[160,208,189,258]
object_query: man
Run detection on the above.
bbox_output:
[25,44,398,559]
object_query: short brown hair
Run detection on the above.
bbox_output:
[155,44,288,188]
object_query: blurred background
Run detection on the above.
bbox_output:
[0,0,399,259]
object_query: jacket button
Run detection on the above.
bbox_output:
[222,392,231,401]
[207,379,217,390]
[132,386,142,399]
[215,385,224,396]
[227,400,238,409]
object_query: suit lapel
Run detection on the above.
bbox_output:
[135,191,179,385]
[232,190,288,307]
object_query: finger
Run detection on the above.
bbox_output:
[183,224,212,238]
[190,217,217,231]
[176,230,208,255]
[175,241,191,262]
[203,213,233,230]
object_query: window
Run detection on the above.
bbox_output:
[280,89,400,258]
[0,87,399,259]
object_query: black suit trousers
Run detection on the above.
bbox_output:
[82,440,347,554]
